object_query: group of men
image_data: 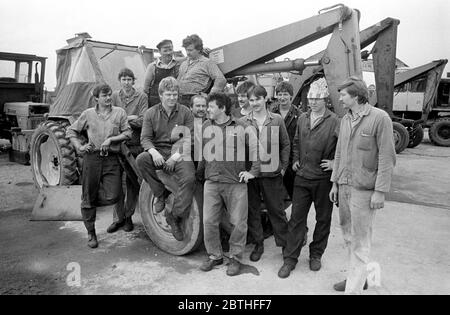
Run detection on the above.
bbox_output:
[66,34,396,294]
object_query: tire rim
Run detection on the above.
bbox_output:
[150,194,173,233]
[393,130,401,146]
[438,125,450,140]
[32,132,61,187]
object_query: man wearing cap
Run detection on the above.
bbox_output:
[144,39,181,107]
[177,34,227,106]
[330,76,396,294]
[279,78,340,278]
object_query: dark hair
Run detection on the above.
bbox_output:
[182,34,203,51]
[156,39,173,50]
[337,76,369,104]
[117,68,135,81]
[247,85,267,99]
[92,83,112,98]
[190,94,207,107]
[236,81,255,95]
[275,81,294,96]
[207,92,232,116]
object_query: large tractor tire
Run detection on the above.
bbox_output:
[407,125,424,148]
[429,118,450,147]
[139,172,203,256]
[392,122,409,154]
[30,120,79,188]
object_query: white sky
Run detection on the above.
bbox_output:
[1,0,449,90]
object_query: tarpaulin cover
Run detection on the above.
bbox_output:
[50,38,150,116]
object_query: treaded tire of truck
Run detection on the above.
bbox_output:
[429,118,450,147]
[139,180,204,256]
[392,122,409,154]
[407,125,424,148]
[30,120,79,188]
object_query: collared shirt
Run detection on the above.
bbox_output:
[349,104,370,129]
[143,57,181,95]
[310,111,325,129]
[197,117,260,184]
[111,88,148,146]
[140,103,194,159]
[331,104,396,192]
[67,106,132,153]
[177,55,227,95]
[241,111,290,177]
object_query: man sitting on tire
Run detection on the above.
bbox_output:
[136,77,195,241]
[67,83,132,249]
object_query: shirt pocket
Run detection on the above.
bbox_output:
[357,132,375,151]
[357,132,377,170]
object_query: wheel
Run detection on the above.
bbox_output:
[429,118,450,147]
[139,178,203,256]
[407,125,424,148]
[30,120,79,188]
[392,122,409,154]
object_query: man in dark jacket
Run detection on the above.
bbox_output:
[279,78,340,278]
[241,85,291,266]
[197,92,259,276]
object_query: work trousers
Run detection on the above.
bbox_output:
[81,152,122,233]
[113,146,142,222]
[203,180,248,260]
[247,175,288,252]
[339,184,377,295]
[284,177,333,266]
[136,151,195,218]
[283,165,295,199]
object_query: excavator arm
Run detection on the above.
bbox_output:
[289,17,400,116]
[210,4,363,116]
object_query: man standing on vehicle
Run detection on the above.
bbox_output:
[136,77,195,241]
[197,92,259,276]
[144,39,181,107]
[67,83,132,248]
[109,68,148,233]
[329,76,396,294]
[280,78,339,278]
[177,35,227,106]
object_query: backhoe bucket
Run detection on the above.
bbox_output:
[31,185,83,221]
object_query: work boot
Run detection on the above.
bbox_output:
[87,232,98,249]
[154,195,166,213]
[226,258,241,276]
[123,217,134,232]
[278,263,295,279]
[250,242,264,262]
[200,257,224,272]
[166,212,184,241]
[333,280,369,292]
[107,220,124,233]
[309,257,321,271]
